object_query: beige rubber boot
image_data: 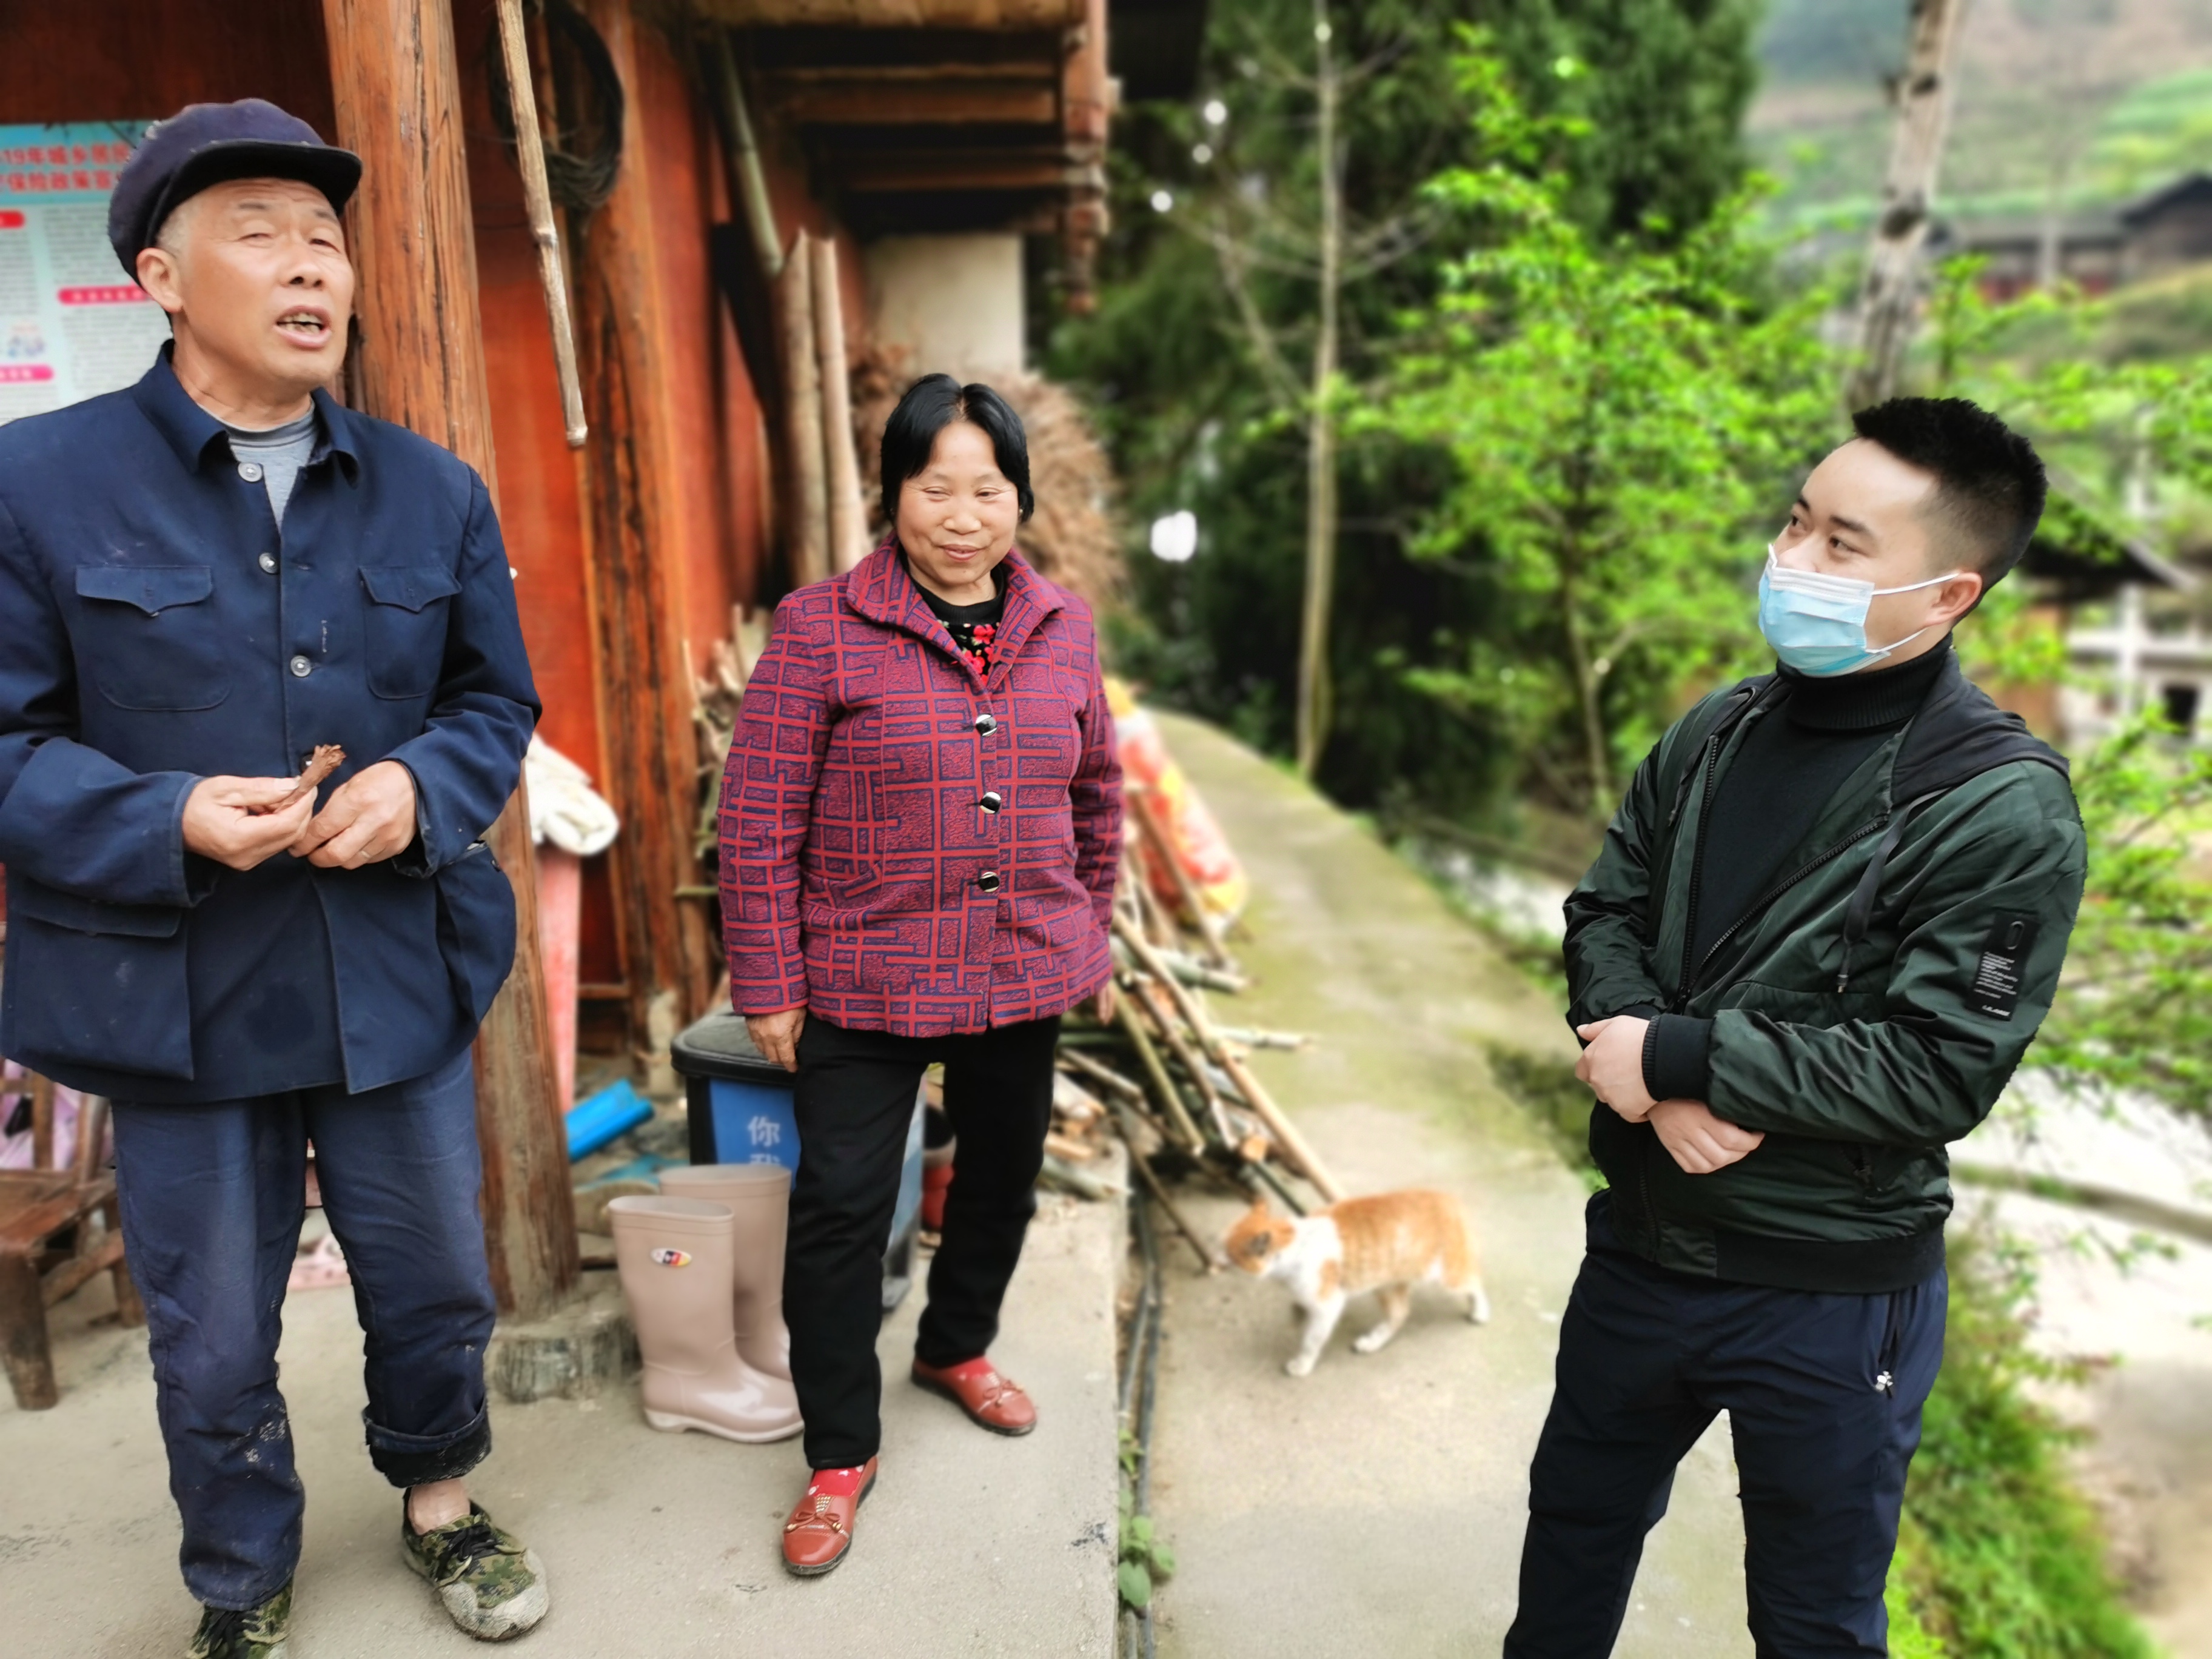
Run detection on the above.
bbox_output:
[608,1196,802,1443]
[659,1164,794,1381]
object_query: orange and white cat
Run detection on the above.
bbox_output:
[1225,1189,1489,1376]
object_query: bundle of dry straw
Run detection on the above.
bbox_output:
[1045,840,1336,1272]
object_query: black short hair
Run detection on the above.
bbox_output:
[879,374,1034,525]
[1849,397,2048,588]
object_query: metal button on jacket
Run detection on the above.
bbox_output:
[973,712,997,735]
[976,870,1002,893]
[238,461,264,483]
[258,551,278,574]
[289,654,312,678]
[979,791,1002,814]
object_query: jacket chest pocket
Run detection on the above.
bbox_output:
[73,565,231,711]
[360,565,461,699]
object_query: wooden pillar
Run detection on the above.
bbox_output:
[323,0,581,1321]
[575,0,717,1043]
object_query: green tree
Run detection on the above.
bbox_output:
[1919,260,2212,1123]
[1048,0,1766,817]
[1376,50,1838,817]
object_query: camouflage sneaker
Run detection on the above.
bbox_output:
[186,1582,292,1658]
[400,1501,549,1642]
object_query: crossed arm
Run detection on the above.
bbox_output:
[1574,1015,1765,1175]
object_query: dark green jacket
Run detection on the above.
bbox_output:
[1564,651,2085,1292]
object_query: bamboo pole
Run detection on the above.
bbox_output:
[1127,784,1232,967]
[1123,1128,1227,1273]
[1114,993,1205,1153]
[710,30,783,281]
[776,235,831,588]
[1114,912,1345,1202]
[494,0,586,446]
[1135,979,1236,1148]
[1059,1046,1144,1101]
[811,235,870,572]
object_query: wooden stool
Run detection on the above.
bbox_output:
[0,1073,145,1410]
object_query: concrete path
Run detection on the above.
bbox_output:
[1145,712,1752,1659]
[0,1185,1120,1658]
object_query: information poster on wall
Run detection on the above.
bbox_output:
[0,122,169,427]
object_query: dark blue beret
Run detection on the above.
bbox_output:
[108,99,362,278]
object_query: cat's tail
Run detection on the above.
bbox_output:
[1433,1193,1490,1324]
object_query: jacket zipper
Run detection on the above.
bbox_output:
[1676,815,1889,1008]
[1672,732,1728,1011]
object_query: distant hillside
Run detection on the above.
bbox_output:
[1750,0,2212,235]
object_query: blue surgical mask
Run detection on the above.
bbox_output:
[1756,545,1960,678]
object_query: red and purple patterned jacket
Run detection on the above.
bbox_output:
[719,542,1122,1036]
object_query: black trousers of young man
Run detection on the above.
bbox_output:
[1504,1195,1947,1659]
[785,1012,1060,1470]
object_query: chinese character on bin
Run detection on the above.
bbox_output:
[748,1153,781,1167]
[747,1114,782,1149]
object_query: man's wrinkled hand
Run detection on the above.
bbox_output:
[748,1007,807,1073]
[1574,1015,1655,1122]
[183,776,318,871]
[1649,1099,1765,1175]
[289,760,418,869]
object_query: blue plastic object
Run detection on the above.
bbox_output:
[672,1008,928,1311]
[566,1078,654,1161]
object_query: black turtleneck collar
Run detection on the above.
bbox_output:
[1777,636,1953,732]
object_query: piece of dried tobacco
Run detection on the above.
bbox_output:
[262,744,346,813]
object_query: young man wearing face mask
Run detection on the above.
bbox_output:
[1504,398,2084,1658]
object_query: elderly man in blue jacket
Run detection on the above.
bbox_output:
[0,101,549,1657]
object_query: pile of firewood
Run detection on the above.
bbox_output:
[1044,830,1339,1270]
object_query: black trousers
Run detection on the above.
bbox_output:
[785,1012,1060,1469]
[1505,1195,1946,1659]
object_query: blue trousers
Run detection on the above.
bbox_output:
[111,1050,496,1610]
[1504,1195,1947,1659]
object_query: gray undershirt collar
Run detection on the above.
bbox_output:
[224,409,320,527]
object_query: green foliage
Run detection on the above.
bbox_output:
[1883,1555,1951,1659]
[1374,45,1840,817]
[1466,0,1765,241]
[2031,714,2212,1121]
[1892,1235,2156,1658]
[1116,1444,1175,1612]
[1050,1,1769,820]
[1912,260,2212,1125]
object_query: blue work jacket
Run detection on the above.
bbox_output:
[0,350,539,1102]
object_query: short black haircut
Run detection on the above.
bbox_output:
[1849,397,2048,588]
[879,374,1034,525]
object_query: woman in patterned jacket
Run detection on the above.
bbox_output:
[719,374,1123,1576]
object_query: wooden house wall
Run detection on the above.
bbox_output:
[0,2,335,136]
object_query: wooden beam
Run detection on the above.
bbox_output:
[694,0,1082,25]
[766,60,1060,82]
[830,150,1094,193]
[575,0,719,1048]
[323,0,581,1322]
[773,81,1058,126]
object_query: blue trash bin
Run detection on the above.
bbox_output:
[671,1010,926,1312]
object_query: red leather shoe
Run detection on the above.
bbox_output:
[782,1458,877,1577]
[911,1356,1036,1436]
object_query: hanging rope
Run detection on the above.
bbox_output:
[484,0,625,218]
